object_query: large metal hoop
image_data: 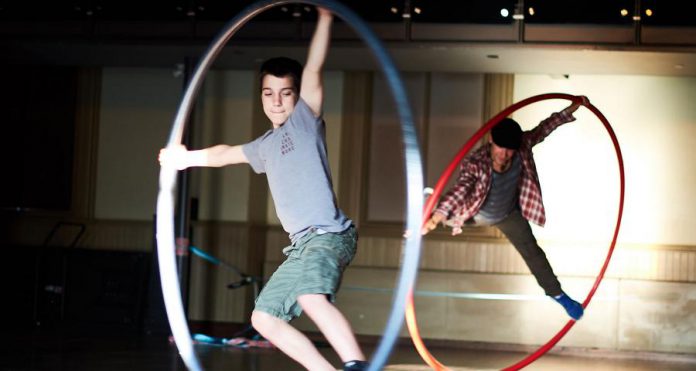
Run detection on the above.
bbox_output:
[155,1,424,370]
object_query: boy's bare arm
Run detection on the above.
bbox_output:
[300,7,333,117]
[159,144,248,170]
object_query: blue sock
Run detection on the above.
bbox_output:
[553,292,584,320]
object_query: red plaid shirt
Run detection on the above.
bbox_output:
[435,109,576,230]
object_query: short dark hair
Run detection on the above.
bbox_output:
[491,118,522,150]
[259,57,303,93]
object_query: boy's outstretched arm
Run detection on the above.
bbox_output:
[159,144,247,170]
[300,7,333,117]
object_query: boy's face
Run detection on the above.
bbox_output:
[489,137,516,172]
[261,74,298,128]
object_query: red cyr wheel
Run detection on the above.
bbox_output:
[407,93,625,371]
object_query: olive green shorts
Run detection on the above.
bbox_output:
[254,226,357,322]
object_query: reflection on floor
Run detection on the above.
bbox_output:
[3,329,695,371]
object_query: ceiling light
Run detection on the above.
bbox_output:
[645,9,653,17]
[500,8,509,18]
[620,9,628,17]
[390,7,398,14]
[528,7,535,16]
[414,7,421,15]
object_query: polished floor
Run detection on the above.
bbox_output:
[3,327,695,371]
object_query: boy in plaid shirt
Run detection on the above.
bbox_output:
[422,96,590,320]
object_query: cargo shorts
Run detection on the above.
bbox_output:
[254,225,357,321]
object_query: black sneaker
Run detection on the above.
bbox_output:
[343,360,370,371]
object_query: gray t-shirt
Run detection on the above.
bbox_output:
[474,154,521,225]
[242,98,352,243]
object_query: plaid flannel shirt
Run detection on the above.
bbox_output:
[434,108,576,231]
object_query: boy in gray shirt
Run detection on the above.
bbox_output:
[159,8,367,371]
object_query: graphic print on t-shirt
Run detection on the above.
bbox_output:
[281,131,295,155]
